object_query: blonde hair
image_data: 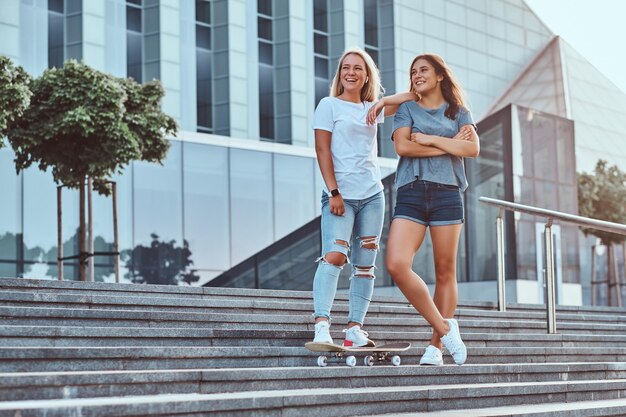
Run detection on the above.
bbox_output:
[408,53,467,120]
[330,47,383,102]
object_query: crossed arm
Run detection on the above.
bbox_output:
[393,125,480,158]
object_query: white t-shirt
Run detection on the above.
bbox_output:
[312,96,385,200]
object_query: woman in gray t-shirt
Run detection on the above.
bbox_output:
[382,53,480,365]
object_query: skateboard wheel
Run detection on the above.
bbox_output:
[364,355,374,366]
[346,356,356,367]
[391,355,401,366]
[317,356,328,367]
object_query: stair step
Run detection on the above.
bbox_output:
[2,346,626,372]
[368,397,626,417]
[2,362,625,401]
[3,306,626,336]
[3,291,626,326]
[1,380,626,417]
[1,326,626,348]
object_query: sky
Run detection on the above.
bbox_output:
[524,0,626,94]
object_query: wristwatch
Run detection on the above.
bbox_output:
[330,188,340,197]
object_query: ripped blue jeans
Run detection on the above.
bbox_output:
[313,190,385,325]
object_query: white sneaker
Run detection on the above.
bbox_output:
[313,321,333,344]
[343,325,375,347]
[419,345,443,366]
[441,318,467,365]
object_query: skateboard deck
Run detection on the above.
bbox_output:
[305,342,411,367]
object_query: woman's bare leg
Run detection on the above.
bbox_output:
[386,219,450,336]
[429,223,463,349]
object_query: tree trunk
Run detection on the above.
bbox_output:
[79,176,86,282]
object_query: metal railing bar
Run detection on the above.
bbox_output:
[480,197,626,236]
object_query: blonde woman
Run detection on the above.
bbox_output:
[311,47,414,346]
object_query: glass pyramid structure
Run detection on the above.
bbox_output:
[487,36,626,174]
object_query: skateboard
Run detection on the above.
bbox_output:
[305,342,411,367]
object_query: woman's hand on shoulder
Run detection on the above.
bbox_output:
[366,99,385,125]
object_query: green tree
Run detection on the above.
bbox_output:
[124,234,200,286]
[578,160,626,305]
[0,56,31,145]
[6,60,177,281]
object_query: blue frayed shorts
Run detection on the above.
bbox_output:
[393,179,464,227]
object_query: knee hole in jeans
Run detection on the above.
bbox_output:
[323,251,347,266]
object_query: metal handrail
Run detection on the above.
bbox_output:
[479,196,626,334]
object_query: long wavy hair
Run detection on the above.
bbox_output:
[330,47,383,102]
[408,54,466,120]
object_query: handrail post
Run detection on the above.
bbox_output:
[57,186,63,281]
[496,208,506,311]
[545,219,557,334]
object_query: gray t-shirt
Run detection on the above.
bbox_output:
[392,101,474,192]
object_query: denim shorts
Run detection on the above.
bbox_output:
[393,179,464,226]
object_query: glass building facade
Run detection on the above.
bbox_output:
[2,0,625,305]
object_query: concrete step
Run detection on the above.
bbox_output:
[4,278,626,318]
[3,291,626,326]
[2,346,626,372]
[2,326,626,348]
[368,398,626,417]
[1,379,626,417]
[2,306,626,336]
[1,362,625,401]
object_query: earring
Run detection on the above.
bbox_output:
[366,77,369,83]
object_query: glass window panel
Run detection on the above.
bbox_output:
[230,149,273,265]
[144,6,159,33]
[127,0,142,5]
[66,15,82,44]
[314,56,328,79]
[364,0,378,47]
[516,220,537,281]
[313,0,327,32]
[104,169,134,270]
[196,0,211,24]
[143,62,160,81]
[530,114,557,182]
[273,155,315,239]
[259,65,275,139]
[183,143,229,272]
[126,31,142,81]
[258,42,273,65]
[258,0,271,16]
[48,0,63,13]
[48,12,64,68]
[556,119,575,184]
[315,78,328,107]
[132,141,183,283]
[0,262,17,278]
[127,6,142,32]
[144,34,160,62]
[314,32,328,55]
[365,47,378,66]
[65,44,82,61]
[196,49,213,130]
[22,167,80,280]
[196,25,211,50]
[0,147,20,263]
[66,0,82,13]
[258,16,272,41]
